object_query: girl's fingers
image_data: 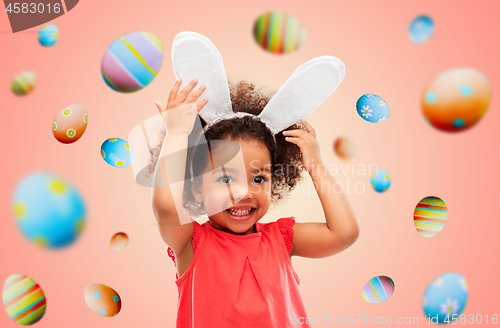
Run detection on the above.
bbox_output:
[167,78,182,104]
[195,98,209,112]
[284,137,304,146]
[154,101,166,113]
[282,129,313,142]
[186,85,206,104]
[176,79,199,103]
[301,119,316,138]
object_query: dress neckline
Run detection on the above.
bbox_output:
[204,220,263,238]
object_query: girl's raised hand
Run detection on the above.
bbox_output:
[282,119,323,175]
[154,78,209,136]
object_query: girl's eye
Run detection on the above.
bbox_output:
[217,176,233,184]
[252,176,268,184]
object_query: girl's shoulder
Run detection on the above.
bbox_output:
[259,217,296,254]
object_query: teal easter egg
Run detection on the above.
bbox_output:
[409,15,434,43]
[362,276,395,303]
[101,138,135,168]
[356,94,389,123]
[13,172,86,249]
[423,272,468,323]
[101,31,164,93]
[370,168,391,193]
[38,24,59,47]
[3,274,47,325]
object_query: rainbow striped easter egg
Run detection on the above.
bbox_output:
[101,31,163,93]
[11,71,37,96]
[362,276,395,303]
[2,274,46,325]
[253,11,306,54]
[414,196,448,238]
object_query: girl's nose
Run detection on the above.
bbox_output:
[230,181,253,204]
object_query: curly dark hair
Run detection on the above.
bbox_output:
[149,80,304,216]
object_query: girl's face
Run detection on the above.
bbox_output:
[193,139,272,235]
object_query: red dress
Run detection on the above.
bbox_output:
[167,217,311,328]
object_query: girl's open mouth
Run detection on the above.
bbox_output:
[226,208,256,221]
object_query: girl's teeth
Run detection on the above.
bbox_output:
[229,208,252,216]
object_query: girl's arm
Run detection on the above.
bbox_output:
[283,120,359,258]
[151,78,208,257]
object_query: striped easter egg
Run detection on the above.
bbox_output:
[362,276,395,304]
[2,274,46,325]
[11,71,37,96]
[253,11,306,54]
[414,196,448,238]
[101,31,163,93]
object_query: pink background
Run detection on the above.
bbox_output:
[1,0,499,326]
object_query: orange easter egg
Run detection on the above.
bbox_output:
[52,104,88,143]
[84,283,121,317]
[421,68,490,132]
[110,232,129,251]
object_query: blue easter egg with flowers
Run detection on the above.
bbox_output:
[356,94,390,123]
[422,272,468,324]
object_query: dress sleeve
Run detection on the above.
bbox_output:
[277,217,296,254]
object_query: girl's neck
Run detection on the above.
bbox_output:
[208,219,257,235]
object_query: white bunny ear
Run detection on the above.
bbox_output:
[258,56,346,134]
[171,31,233,124]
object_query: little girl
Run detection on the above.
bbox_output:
[150,77,359,327]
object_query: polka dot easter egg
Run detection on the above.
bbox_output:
[370,168,391,193]
[423,272,468,323]
[3,274,47,325]
[101,138,135,168]
[253,11,306,54]
[414,196,448,238]
[101,31,164,93]
[84,284,122,317]
[52,104,88,144]
[409,15,434,43]
[110,232,129,251]
[422,68,490,132]
[333,136,355,160]
[12,172,86,249]
[362,276,395,303]
[11,71,36,96]
[356,94,389,123]
[38,24,59,47]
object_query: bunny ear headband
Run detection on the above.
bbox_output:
[128,31,345,186]
[172,31,346,135]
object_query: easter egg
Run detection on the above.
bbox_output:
[101,31,164,93]
[414,196,448,238]
[356,94,389,123]
[11,71,37,96]
[101,138,135,168]
[370,168,391,193]
[409,15,434,43]
[12,172,86,249]
[423,272,468,323]
[52,104,88,144]
[362,276,395,303]
[84,284,122,317]
[422,68,490,132]
[333,136,355,160]
[2,274,46,325]
[110,232,129,251]
[38,24,59,47]
[253,11,306,54]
